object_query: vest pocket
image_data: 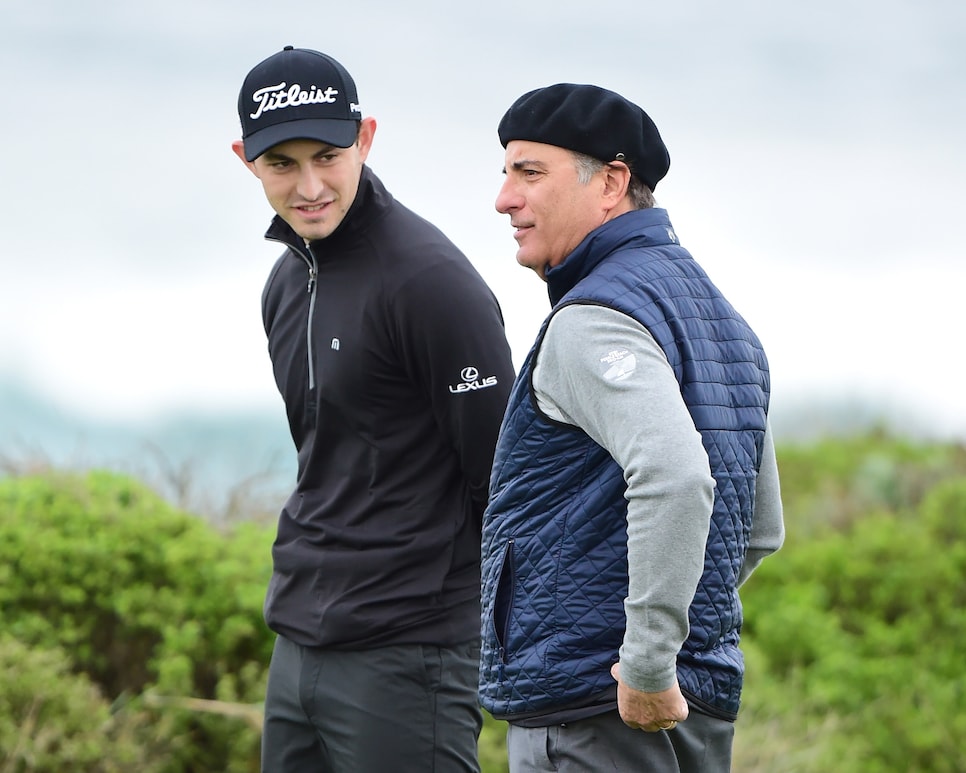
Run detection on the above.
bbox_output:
[493,538,516,661]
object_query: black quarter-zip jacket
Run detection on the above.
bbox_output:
[260,166,515,649]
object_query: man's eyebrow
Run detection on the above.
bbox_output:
[261,144,342,163]
[312,144,342,158]
[508,158,547,171]
[261,150,293,162]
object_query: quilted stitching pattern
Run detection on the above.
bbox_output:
[480,209,769,720]
[481,396,630,715]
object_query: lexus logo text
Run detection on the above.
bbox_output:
[450,365,499,394]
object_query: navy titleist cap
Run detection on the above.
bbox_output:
[238,46,363,161]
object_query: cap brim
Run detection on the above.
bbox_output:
[243,118,359,161]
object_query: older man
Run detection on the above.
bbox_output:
[479,84,784,772]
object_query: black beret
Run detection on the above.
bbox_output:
[498,83,670,191]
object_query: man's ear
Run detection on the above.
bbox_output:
[356,117,377,163]
[601,161,632,209]
[231,140,259,176]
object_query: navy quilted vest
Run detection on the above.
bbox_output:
[479,208,769,721]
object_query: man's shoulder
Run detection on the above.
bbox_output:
[368,201,476,277]
[378,196,459,244]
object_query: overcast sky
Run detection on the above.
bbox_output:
[1,0,964,438]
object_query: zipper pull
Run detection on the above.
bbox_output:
[307,266,317,294]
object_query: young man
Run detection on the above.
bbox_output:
[232,47,515,772]
[479,84,784,772]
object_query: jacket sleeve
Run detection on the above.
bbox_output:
[392,255,515,516]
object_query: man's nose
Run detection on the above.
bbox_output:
[297,169,325,201]
[495,178,519,214]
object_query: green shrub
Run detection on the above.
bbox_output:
[0,471,273,771]
[479,711,509,773]
[0,635,163,773]
[4,436,965,771]
[737,475,966,772]
[774,433,966,537]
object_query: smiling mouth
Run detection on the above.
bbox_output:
[297,202,330,213]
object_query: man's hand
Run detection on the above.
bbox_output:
[610,662,689,732]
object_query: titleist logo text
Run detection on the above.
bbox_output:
[250,82,340,120]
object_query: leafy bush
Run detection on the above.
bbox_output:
[480,711,509,773]
[773,431,966,537]
[737,473,966,772]
[0,471,274,771]
[4,435,966,771]
[0,635,165,773]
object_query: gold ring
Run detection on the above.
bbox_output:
[658,720,677,730]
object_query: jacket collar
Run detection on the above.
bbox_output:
[545,208,677,306]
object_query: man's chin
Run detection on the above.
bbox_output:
[516,253,548,280]
[293,223,336,242]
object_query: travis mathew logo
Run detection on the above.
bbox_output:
[449,366,499,394]
[250,82,343,120]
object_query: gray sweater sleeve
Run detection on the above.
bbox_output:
[533,304,715,694]
[738,422,784,586]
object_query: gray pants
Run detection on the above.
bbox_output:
[507,708,734,773]
[261,635,482,773]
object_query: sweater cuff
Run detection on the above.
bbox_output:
[617,641,678,694]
